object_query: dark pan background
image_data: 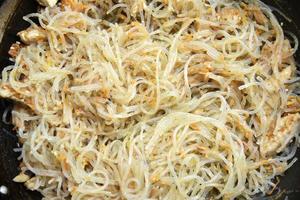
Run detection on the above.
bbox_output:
[0,0,300,199]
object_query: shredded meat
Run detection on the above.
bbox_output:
[260,113,300,157]
[8,42,23,58]
[246,5,268,25]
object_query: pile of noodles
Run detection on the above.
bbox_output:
[1,0,300,199]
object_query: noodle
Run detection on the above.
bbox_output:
[0,0,300,199]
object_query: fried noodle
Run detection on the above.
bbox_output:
[1,0,300,199]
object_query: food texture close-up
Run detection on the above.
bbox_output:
[0,0,300,199]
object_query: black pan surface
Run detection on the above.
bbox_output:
[0,0,300,199]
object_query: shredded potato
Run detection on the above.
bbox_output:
[1,0,300,199]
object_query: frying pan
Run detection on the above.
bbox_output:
[0,0,300,199]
